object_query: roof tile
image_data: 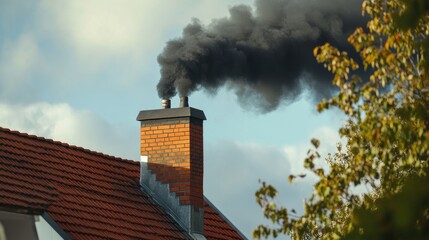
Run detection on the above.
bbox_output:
[0,127,244,239]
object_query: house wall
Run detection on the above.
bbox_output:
[0,211,38,240]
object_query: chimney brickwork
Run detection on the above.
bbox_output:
[140,118,204,209]
[137,107,206,235]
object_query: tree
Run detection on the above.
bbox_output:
[254,0,429,239]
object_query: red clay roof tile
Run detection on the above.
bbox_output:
[0,127,244,239]
[204,200,245,239]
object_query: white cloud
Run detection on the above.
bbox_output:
[36,0,254,60]
[38,1,150,59]
[205,140,294,238]
[285,126,343,176]
[0,0,258,102]
[204,125,342,238]
[0,34,42,101]
[0,102,138,160]
[37,1,198,59]
[190,0,254,24]
[1,34,39,76]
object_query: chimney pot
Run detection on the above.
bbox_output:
[162,99,171,109]
[180,96,189,108]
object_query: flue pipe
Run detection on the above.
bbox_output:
[162,99,171,109]
[179,96,189,107]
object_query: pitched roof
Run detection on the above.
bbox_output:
[0,127,244,240]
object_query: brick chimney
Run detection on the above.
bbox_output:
[136,102,206,236]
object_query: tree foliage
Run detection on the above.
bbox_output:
[254,0,429,239]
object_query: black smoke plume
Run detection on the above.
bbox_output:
[157,0,364,112]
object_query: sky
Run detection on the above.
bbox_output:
[0,0,353,238]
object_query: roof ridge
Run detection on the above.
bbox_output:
[0,126,136,164]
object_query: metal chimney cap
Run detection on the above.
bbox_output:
[136,107,206,121]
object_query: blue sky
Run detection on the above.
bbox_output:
[0,0,346,238]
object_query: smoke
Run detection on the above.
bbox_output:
[157,0,364,112]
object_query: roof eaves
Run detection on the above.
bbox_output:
[0,205,44,216]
